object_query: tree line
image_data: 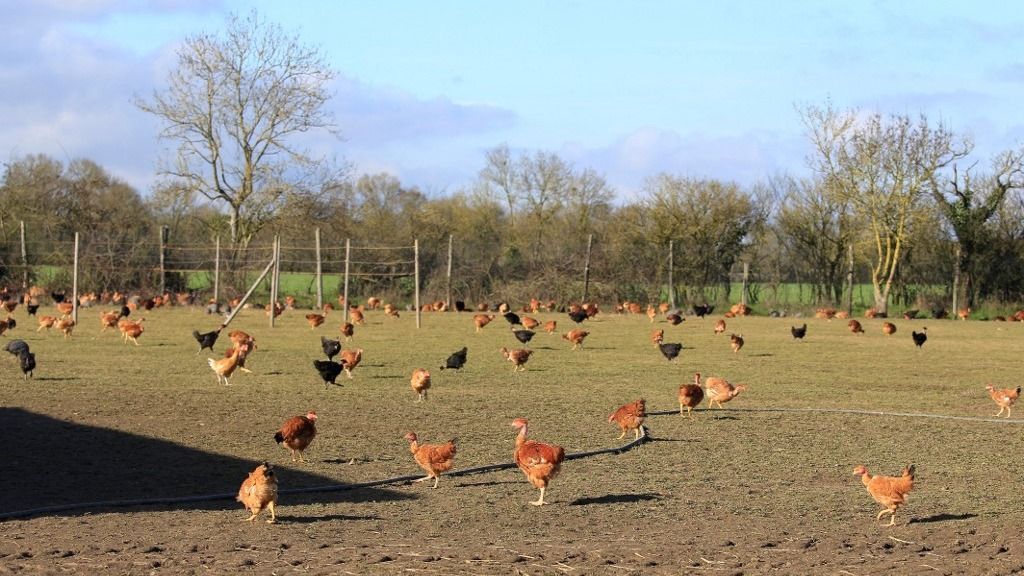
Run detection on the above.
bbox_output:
[2,12,1023,313]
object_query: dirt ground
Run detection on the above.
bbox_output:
[2,309,1023,574]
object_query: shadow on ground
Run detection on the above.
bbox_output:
[0,407,413,519]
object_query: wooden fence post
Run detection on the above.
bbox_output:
[445,234,453,311]
[19,221,28,289]
[952,245,961,315]
[668,240,675,309]
[213,236,220,305]
[315,227,323,310]
[582,234,593,302]
[343,238,351,323]
[741,262,749,307]
[72,232,79,325]
[159,225,168,294]
[414,238,421,329]
[270,236,280,328]
[846,244,854,315]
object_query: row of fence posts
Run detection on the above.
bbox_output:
[9,221,967,324]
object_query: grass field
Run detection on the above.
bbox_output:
[1,306,1023,574]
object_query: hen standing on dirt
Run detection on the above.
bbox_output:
[852,464,915,526]
[511,418,565,506]
[275,411,318,463]
[237,462,278,523]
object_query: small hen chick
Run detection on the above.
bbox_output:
[608,399,646,440]
[562,329,589,350]
[208,343,248,385]
[192,327,221,353]
[306,312,326,329]
[658,342,682,361]
[440,347,468,371]
[340,322,354,342]
[853,464,915,526]
[410,368,431,401]
[18,349,35,380]
[705,376,747,409]
[501,347,533,372]
[339,348,362,379]
[513,329,536,345]
[729,333,744,353]
[56,317,75,338]
[474,314,495,332]
[791,323,807,340]
[320,335,341,360]
[404,432,456,488]
[313,359,344,388]
[237,462,278,523]
[274,411,318,463]
[986,384,1020,418]
[679,373,705,417]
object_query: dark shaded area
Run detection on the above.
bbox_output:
[913,512,977,524]
[0,407,412,519]
[569,493,662,506]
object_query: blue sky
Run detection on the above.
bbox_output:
[3,1,1024,199]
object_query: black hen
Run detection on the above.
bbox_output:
[912,329,927,348]
[503,311,522,327]
[440,347,468,370]
[192,328,221,354]
[568,310,588,324]
[692,304,714,318]
[791,324,807,340]
[658,342,683,361]
[321,335,342,360]
[313,359,344,388]
[18,350,35,380]
[513,329,535,345]
[454,300,466,312]
[931,307,948,320]
[4,339,29,356]
[4,317,15,330]
[666,313,684,326]
[119,305,131,318]
[51,291,66,304]
[26,303,39,316]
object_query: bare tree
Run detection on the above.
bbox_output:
[800,103,970,314]
[136,10,342,256]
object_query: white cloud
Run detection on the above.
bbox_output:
[560,128,809,200]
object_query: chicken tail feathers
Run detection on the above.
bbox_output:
[274,431,285,444]
[902,464,916,480]
[206,358,216,369]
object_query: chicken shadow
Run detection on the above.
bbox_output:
[913,512,977,524]
[569,493,662,506]
[0,407,414,520]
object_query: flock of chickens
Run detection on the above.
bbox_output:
[3,290,1020,528]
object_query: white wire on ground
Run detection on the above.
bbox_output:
[648,406,1024,424]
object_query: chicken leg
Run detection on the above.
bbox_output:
[531,487,548,506]
[413,475,440,488]
[243,501,276,523]
[876,508,898,526]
